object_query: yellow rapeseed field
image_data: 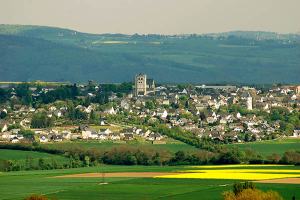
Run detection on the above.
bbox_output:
[189,164,292,168]
[156,165,300,180]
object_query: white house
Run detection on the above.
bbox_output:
[109,133,120,140]
[82,130,92,139]
[157,109,168,119]
[105,107,116,115]
[99,128,112,135]
[292,129,300,138]
[98,133,108,140]
[0,123,8,133]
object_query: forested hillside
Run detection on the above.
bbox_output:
[1,25,299,83]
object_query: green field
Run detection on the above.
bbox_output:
[42,138,300,156]
[228,138,300,156]
[0,149,66,161]
[0,165,299,200]
[41,140,198,153]
[0,149,69,167]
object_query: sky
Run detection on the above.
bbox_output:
[0,0,299,34]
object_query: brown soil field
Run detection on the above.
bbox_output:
[54,172,181,178]
[256,178,300,184]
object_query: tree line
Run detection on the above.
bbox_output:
[0,143,299,172]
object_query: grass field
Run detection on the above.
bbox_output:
[0,149,66,160]
[41,140,198,153]
[0,165,299,200]
[228,138,300,156]
[0,149,69,166]
[40,137,300,156]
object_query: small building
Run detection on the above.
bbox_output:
[292,129,300,138]
[39,135,49,143]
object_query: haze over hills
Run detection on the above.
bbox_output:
[0,24,299,84]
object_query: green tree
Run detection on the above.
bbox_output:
[31,112,53,128]
[19,129,35,141]
[0,111,7,119]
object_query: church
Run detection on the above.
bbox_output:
[134,73,155,96]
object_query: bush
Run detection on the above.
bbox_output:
[233,182,256,195]
[223,182,283,200]
[223,189,283,200]
[280,151,300,164]
[216,149,245,164]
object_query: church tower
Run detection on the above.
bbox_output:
[135,74,147,96]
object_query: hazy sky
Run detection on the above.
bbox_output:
[0,0,299,34]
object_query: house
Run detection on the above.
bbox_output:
[179,89,188,94]
[50,135,63,142]
[98,120,104,126]
[99,128,112,135]
[98,133,108,140]
[39,135,49,143]
[120,99,130,110]
[0,122,8,133]
[79,125,89,131]
[147,132,163,141]
[124,133,134,141]
[49,106,57,112]
[162,99,170,105]
[220,118,227,124]
[81,129,92,139]
[10,136,19,143]
[156,109,168,119]
[109,133,120,140]
[71,133,82,140]
[105,107,116,115]
[0,131,12,141]
[292,129,300,138]
[17,134,24,140]
[53,110,62,118]
[89,131,99,139]
[62,131,72,140]
[84,105,94,113]
[233,126,244,132]
[207,117,217,124]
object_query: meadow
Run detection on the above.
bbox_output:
[0,165,299,200]
[40,138,300,158]
[228,138,300,156]
[0,149,66,161]
[0,149,70,167]
[41,139,198,153]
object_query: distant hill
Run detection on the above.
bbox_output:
[0,24,299,84]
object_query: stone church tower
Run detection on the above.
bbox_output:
[135,74,147,96]
[134,73,155,96]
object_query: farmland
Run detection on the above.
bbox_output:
[0,165,299,200]
[40,138,300,158]
[0,149,67,161]
[0,149,70,171]
[228,138,300,156]
[41,140,198,153]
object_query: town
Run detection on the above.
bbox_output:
[0,74,299,146]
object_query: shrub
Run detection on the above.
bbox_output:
[280,151,300,164]
[223,189,283,200]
